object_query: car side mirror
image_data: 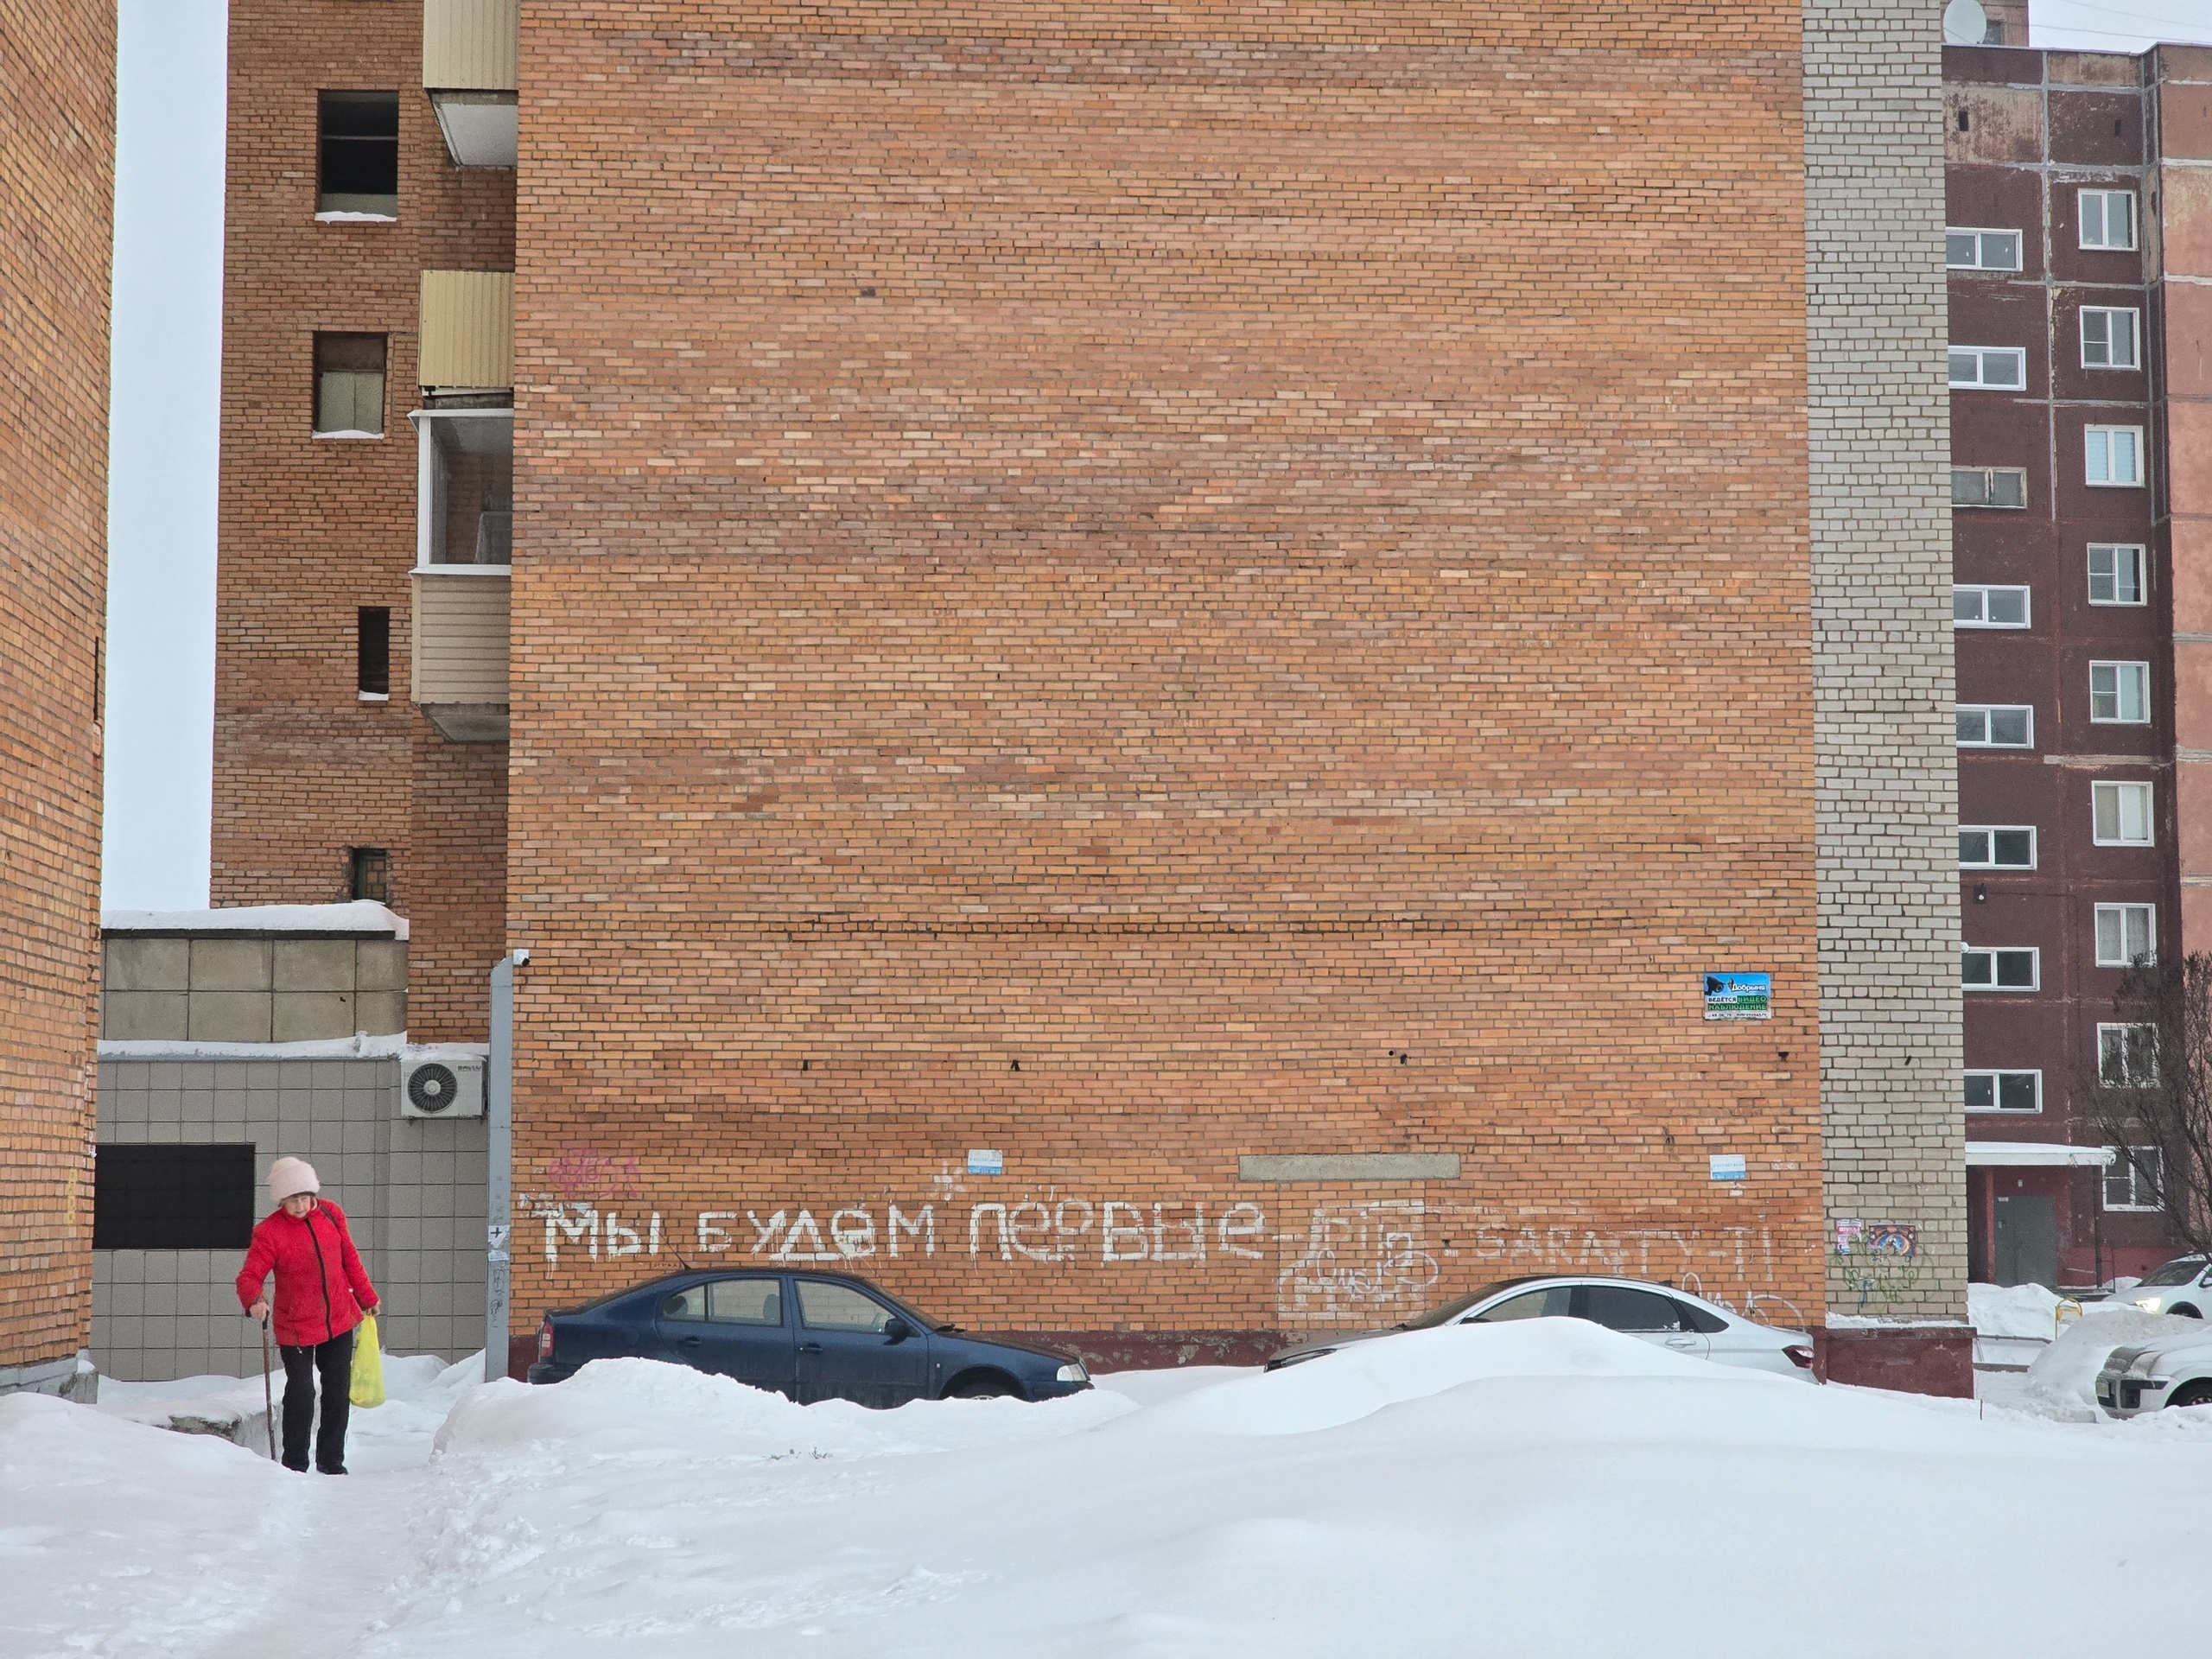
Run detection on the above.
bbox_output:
[883,1317,913,1343]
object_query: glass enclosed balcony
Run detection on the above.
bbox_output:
[424,0,518,167]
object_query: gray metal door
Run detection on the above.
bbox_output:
[1994,1194,2058,1288]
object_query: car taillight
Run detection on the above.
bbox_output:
[1783,1344,1815,1370]
[537,1318,555,1362]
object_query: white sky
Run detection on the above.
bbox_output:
[97,2,2212,909]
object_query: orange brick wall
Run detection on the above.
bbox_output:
[505,3,1827,1340]
[0,0,112,1372]
[213,2,514,1036]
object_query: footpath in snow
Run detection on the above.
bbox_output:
[4,1321,2211,1658]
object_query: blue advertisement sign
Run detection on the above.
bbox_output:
[1703,972,1772,1021]
[966,1148,1003,1176]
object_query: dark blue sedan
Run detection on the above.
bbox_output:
[526,1268,1093,1408]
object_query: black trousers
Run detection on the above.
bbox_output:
[278,1330,354,1472]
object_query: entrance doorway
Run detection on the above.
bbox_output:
[1994,1193,2058,1288]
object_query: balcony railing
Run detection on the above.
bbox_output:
[424,0,518,167]
[411,564,509,742]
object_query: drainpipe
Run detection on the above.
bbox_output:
[484,948,527,1382]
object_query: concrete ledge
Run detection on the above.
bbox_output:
[1813,1323,1975,1398]
[1238,1154,1460,1182]
[0,1351,97,1402]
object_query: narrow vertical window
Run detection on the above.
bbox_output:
[318,91,399,219]
[358,607,391,700]
[349,847,392,904]
[314,334,387,437]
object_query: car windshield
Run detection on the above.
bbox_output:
[1396,1281,1533,1330]
[2136,1257,2209,1287]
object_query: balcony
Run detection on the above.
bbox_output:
[410,404,511,742]
[424,0,518,167]
[418,270,513,394]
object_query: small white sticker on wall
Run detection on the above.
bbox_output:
[966,1149,1003,1176]
[1709,1154,1747,1182]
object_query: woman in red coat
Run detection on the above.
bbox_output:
[235,1156,381,1473]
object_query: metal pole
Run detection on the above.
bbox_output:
[485,950,524,1382]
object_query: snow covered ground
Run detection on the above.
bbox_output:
[5,1324,2211,1657]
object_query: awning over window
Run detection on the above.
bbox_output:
[1965,1141,2116,1168]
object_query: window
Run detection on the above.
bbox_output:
[1467,1287,1573,1322]
[2095,904,2157,967]
[318,91,399,219]
[2089,661,2151,724]
[357,607,390,700]
[1950,346,2026,390]
[2104,1146,2164,1211]
[2079,189,2137,251]
[349,846,391,903]
[2092,780,2154,846]
[795,1280,898,1333]
[1577,1285,1686,1333]
[1957,704,2034,747]
[1961,947,2038,991]
[1954,585,2030,628]
[2085,426,2144,486]
[707,1278,785,1326]
[2089,544,2146,606]
[1964,1071,2041,1113]
[1952,467,2028,508]
[1947,228,2023,271]
[2082,308,2140,370]
[314,334,386,438]
[92,1144,257,1250]
[1959,826,2036,868]
[2099,1025,2159,1087]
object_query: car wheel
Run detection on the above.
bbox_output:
[2170,1381,2212,1409]
[2172,1305,2202,1319]
[944,1371,1019,1401]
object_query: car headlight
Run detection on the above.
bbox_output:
[1265,1348,1333,1371]
[1056,1362,1088,1383]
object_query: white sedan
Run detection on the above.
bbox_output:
[2095,1328,2212,1416]
[2113,1255,2212,1319]
[1262,1274,1816,1379]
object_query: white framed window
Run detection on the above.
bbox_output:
[1957,704,2034,747]
[1962,947,2038,991]
[2085,426,2144,486]
[1950,346,2026,390]
[2081,308,2140,369]
[1959,826,2036,868]
[2103,1146,2164,1211]
[1964,1070,2041,1113]
[2092,779,2154,846]
[1952,467,2028,508]
[2094,903,2157,967]
[2099,1025,2159,1087]
[1947,227,2023,271]
[1954,585,2030,628]
[2088,543,2146,606]
[2080,189,2138,251]
[2088,661,2151,724]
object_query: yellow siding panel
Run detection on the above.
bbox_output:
[411,572,511,704]
[423,0,518,91]
[418,270,514,389]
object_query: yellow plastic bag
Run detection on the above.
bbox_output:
[349,1313,385,1408]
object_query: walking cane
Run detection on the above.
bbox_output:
[259,1314,276,1461]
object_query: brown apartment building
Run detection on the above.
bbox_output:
[0,0,114,1397]
[1944,35,2212,1290]
[210,1,1964,1370]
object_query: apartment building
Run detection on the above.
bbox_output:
[205,1,1966,1376]
[0,0,114,1399]
[1944,38,2212,1288]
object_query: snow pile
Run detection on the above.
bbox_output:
[2016,1308,2207,1419]
[1967,1282,2146,1339]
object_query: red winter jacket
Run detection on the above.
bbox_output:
[235,1198,378,1347]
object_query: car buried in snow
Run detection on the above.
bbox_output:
[1261,1275,1818,1380]
[2095,1326,2212,1416]
[525,1267,1093,1408]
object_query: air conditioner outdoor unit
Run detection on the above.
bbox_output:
[400,1053,485,1119]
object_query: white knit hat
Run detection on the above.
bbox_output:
[268,1156,320,1204]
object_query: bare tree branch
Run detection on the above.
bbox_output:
[2072,953,2212,1254]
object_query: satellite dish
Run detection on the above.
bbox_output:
[1943,0,1988,45]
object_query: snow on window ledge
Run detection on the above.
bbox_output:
[315,210,397,223]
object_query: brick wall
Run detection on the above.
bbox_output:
[0,0,113,1382]
[504,3,1832,1339]
[213,2,513,1038]
[1804,0,1965,1319]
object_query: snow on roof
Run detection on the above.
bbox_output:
[101,901,408,940]
[1965,1141,2115,1168]
[96,1035,487,1062]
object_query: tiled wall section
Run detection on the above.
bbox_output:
[92,1058,486,1381]
[1805,0,1967,1318]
